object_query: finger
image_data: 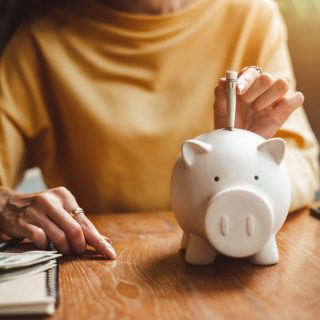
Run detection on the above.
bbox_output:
[273,92,304,112]
[241,73,274,103]
[75,215,116,260]
[30,188,82,253]
[25,207,71,254]
[253,78,289,111]
[39,188,86,254]
[24,225,49,249]
[247,92,304,138]
[237,67,262,95]
[213,78,227,129]
[14,219,48,249]
[52,187,116,259]
[45,207,86,255]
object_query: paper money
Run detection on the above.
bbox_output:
[226,70,237,130]
[0,260,57,282]
[0,251,61,270]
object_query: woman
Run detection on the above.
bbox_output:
[0,0,319,258]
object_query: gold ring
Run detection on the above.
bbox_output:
[70,207,84,217]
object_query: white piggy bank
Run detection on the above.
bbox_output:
[171,128,291,266]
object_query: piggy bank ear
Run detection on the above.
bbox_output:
[181,140,212,166]
[257,138,286,165]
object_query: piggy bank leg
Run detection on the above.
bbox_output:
[249,234,279,265]
[185,234,216,265]
[181,232,189,251]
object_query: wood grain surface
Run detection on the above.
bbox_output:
[50,206,320,320]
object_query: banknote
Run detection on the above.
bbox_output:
[0,260,57,282]
[0,251,61,270]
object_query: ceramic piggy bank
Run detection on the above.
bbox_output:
[171,128,291,266]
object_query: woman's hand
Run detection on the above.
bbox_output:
[214,67,304,138]
[0,187,116,259]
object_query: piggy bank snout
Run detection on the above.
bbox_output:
[205,189,274,258]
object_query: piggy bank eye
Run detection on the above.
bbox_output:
[254,175,259,180]
[213,176,220,182]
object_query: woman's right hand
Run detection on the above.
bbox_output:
[0,186,116,259]
[214,67,304,139]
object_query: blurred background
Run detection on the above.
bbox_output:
[0,0,319,198]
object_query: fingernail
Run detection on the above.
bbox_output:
[238,81,246,93]
[104,243,116,259]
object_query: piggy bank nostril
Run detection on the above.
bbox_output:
[246,214,255,236]
[220,215,229,236]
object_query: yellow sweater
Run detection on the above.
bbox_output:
[0,0,319,213]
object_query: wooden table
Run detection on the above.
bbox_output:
[52,206,320,320]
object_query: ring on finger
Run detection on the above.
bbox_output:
[70,207,84,217]
[243,66,263,75]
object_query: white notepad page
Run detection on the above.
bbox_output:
[0,271,55,315]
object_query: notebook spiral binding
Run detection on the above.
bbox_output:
[46,241,60,307]
[46,263,60,307]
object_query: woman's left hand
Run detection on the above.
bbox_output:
[213,67,304,139]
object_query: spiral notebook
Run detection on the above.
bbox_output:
[0,263,59,315]
[0,243,59,316]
